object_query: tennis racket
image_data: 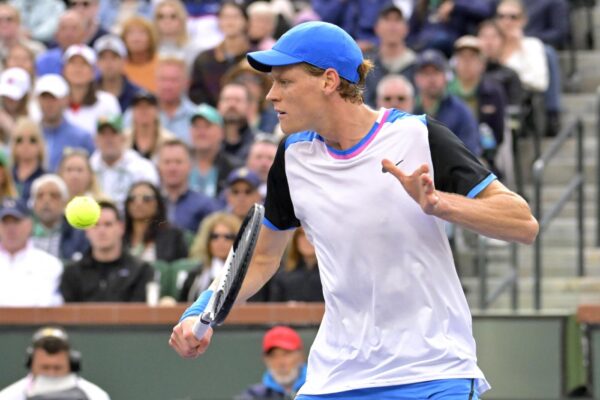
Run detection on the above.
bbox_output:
[192,204,264,339]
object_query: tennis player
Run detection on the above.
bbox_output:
[170,21,539,399]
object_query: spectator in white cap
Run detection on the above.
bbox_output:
[62,44,121,136]
[95,34,142,111]
[36,10,87,76]
[35,74,95,172]
[0,67,31,142]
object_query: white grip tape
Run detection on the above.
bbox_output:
[192,317,210,339]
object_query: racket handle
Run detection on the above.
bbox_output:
[192,317,211,340]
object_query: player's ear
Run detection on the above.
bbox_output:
[322,68,341,94]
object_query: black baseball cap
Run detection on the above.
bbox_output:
[131,90,158,106]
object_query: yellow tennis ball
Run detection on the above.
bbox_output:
[65,196,101,229]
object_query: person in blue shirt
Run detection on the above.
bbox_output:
[236,326,308,400]
[35,74,95,172]
[157,138,220,234]
[413,49,481,156]
[35,10,86,76]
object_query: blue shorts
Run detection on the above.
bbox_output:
[296,378,478,400]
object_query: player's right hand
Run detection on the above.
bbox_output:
[169,317,213,358]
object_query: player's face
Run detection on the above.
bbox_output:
[31,349,70,377]
[264,348,303,387]
[267,65,325,134]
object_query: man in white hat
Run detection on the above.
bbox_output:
[35,74,95,172]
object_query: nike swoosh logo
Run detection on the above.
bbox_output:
[382,159,403,173]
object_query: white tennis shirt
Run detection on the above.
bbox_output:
[264,109,494,396]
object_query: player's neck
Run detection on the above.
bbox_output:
[321,104,379,151]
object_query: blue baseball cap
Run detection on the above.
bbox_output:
[0,197,30,220]
[226,167,261,189]
[247,21,363,83]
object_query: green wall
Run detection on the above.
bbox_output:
[0,315,578,400]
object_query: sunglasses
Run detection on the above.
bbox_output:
[383,95,407,102]
[210,232,235,241]
[69,0,91,8]
[127,194,155,203]
[63,147,90,157]
[496,13,521,20]
[157,13,178,20]
[15,136,38,145]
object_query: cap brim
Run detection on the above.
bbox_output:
[0,210,26,219]
[0,87,23,100]
[247,49,303,73]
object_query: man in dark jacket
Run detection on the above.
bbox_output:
[60,200,154,302]
[236,326,307,400]
[413,49,481,156]
[363,3,417,108]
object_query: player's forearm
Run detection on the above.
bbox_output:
[436,190,539,244]
[236,256,279,303]
[236,227,293,303]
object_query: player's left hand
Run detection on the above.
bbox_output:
[382,160,441,215]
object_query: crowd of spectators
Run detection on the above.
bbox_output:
[0,0,570,308]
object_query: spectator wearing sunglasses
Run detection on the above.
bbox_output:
[10,118,47,203]
[376,74,415,113]
[224,167,262,221]
[35,74,95,172]
[123,181,188,263]
[153,0,202,70]
[180,212,241,302]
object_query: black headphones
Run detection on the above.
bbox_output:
[25,327,81,373]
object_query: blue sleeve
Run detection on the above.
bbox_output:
[179,290,213,322]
